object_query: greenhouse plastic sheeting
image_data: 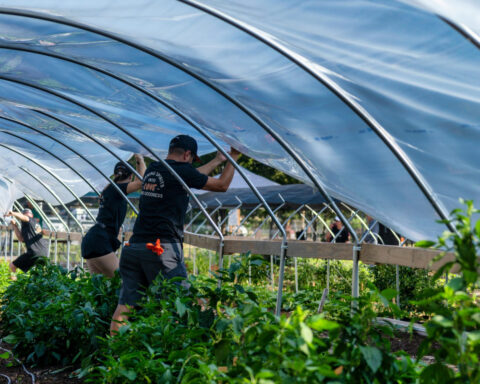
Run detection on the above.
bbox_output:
[198,184,329,210]
[196,165,278,195]
[0,0,478,241]
[0,176,20,215]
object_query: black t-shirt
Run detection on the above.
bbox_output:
[130,160,208,244]
[96,182,129,236]
[21,218,48,255]
[378,223,399,245]
[331,224,349,243]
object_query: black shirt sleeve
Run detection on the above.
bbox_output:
[118,182,129,194]
[179,164,208,189]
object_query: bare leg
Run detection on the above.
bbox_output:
[86,252,119,278]
[9,262,17,280]
[110,304,131,336]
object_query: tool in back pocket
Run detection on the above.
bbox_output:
[146,239,164,256]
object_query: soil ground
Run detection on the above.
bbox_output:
[0,347,81,384]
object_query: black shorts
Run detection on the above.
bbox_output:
[81,225,121,259]
[118,242,187,307]
[13,249,43,272]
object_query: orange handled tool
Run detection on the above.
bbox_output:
[146,239,164,256]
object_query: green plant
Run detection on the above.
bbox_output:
[372,264,439,316]
[416,200,480,383]
[0,262,120,366]
[83,254,420,383]
[0,260,13,294]
[326,288,418,383]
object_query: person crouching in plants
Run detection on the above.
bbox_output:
[4,208,49,274]
[110,135,240,335]
[81,155,146,278]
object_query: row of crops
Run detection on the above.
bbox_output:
[0,203,479,383]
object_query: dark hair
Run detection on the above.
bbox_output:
[168,146,186,156]
[113,162,132,182]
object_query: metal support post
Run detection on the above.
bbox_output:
[44,202,70,267]
[67,233,71,270]
[193,247,197,276]
[396,265,400,308]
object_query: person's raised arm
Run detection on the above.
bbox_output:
[202,148,240,192]
[127,154,146,194]
[197,151,227,176]
[8,218,23,242]
[5,210,30,223]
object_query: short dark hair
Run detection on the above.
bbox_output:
[168,146,186,156]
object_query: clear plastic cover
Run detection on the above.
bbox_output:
[0,0,477,241]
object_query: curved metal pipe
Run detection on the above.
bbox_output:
[253,195,286,237]
[359,219,379,244]
[0,45,287,254]
[0,129,100,196]
[211,196,243,236]
[0,8,343,305]
[437,17,480,49]
[180,0,456,235]
[0,76,222,242]
[299,205,333,240]
[0,143,96,222]
[231,203,262,236]
[194,199,223,235]
[14,192,55,233]
[0,112,138,214]
[341,203,372,235]
[270,204,305,240]
[29,108,141,180]
[185,201,208,231]
[20,166,84,234]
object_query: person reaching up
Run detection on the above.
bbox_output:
[111,135,240,334]
[81,154,146,277]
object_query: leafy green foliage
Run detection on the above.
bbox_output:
[372,264,439,315]
[0,261,13,295]
[83,259,418,383]
[416,200,480,383]
[0,263,120,366]
[199,152,300,185]
[326,288,417,383]
[1,200,479,383]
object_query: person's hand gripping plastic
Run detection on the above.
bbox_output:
[146,239,164,256]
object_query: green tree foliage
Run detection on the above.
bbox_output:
[199,152,300,185]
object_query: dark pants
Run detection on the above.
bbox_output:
[13,249,42,272]
[118,242,187,306]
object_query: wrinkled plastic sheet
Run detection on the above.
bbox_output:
[0,0,477,241]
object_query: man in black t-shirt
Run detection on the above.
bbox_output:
[111,135,240,334]
[4,208,49,273]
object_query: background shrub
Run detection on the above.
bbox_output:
[0,263,120,366]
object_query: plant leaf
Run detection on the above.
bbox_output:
[359,346,382,373]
